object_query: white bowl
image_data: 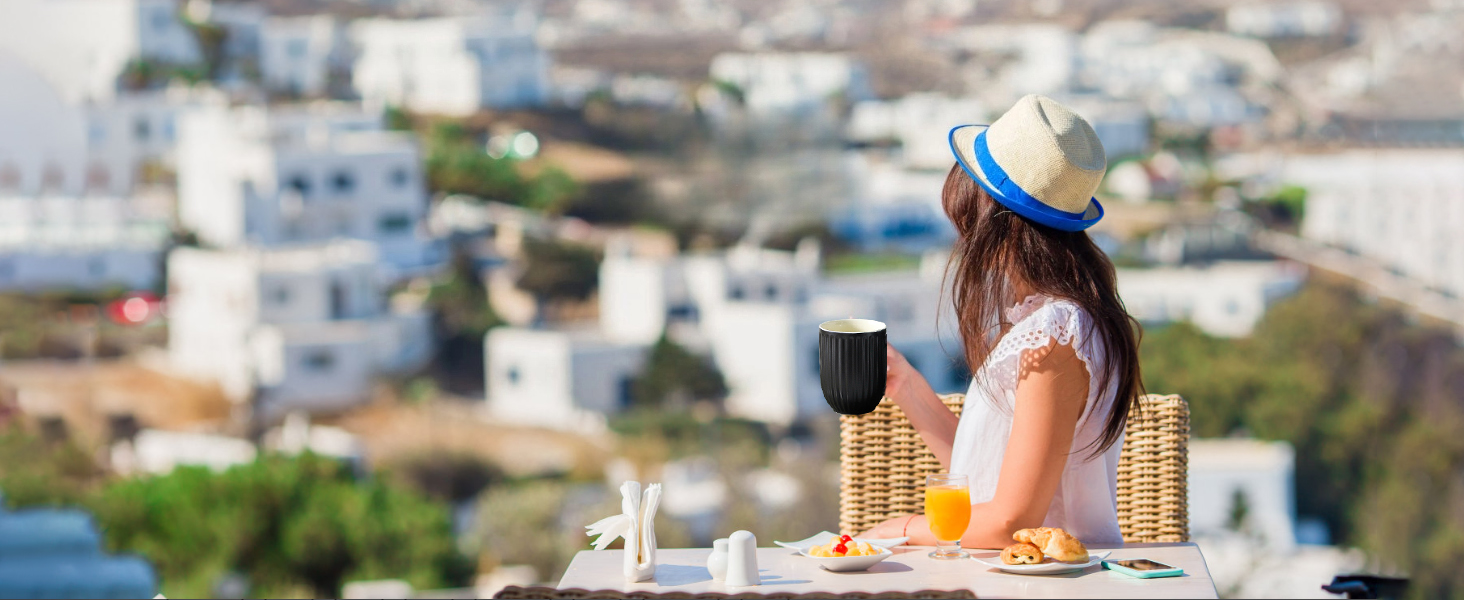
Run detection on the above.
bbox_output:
[774,531,908,551]
[797,546,895,572]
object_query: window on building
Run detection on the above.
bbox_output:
[729,285,744,300]
[273,285,290,306]
[286,173,311,197]
[287,39,308,58]
[150,8,170,31]
[619,376,635,409]
[41,165,64,192]
[0,164,19,191]
[86,165,110,191]
[133,117,150,142]
[390,167,411,188]
[378,213,413,234]
[331,170,355,194]
[304,350,335,371]
[507,366,521,386]
[667,303,697,322]
[161,117,175,142]
[765,283,778,300]
[89,122,107,143]
[330,281,346,320]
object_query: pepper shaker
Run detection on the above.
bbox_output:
[724,530,760,587]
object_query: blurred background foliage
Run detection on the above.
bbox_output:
[1142,281,1464,597]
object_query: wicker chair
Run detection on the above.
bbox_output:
[838,393,1189,543]
[493,586,978,599]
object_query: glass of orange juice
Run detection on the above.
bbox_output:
[924,473,971,559]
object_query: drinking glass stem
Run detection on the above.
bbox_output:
[929,539,969,559]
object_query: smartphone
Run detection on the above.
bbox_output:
[1103,558,1184,579]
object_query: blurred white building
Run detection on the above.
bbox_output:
[167,241,432,419]
[260,15,349,98]
[1117,261,1307,337]
[709,53,873,118]
[0,51,223,198]
[0,51,192,293]
[351,9,550,116]
[483,328,646,431]
[0,0,201,103]
[847,94,986,170]
[1285,150,1464,298]
[1227,1,1343,39]
[487,240,966,428]
[0,195,169,292]
[176,103,443,276]
[1190,439,1364,598]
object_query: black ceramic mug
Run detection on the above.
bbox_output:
[819,319,887,415]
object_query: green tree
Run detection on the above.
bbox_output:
[88,453,473,598]
[1141,282,1464,598]
[630,334,728,410]
[515,239,600,305]
[423,123,578,212]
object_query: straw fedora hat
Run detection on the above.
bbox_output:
[948,94,1107,231]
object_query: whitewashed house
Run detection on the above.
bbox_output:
[175,103,443,276]
[1189,439,1364,598]
[1285,150,1464,298]
[0,195,168,292]
[847,94,986,170]
[1117,261,1307,337]
[1227,1,1343,39]
[709,53,873,119]
[0,52,174,292]
[260,15,349,98]
[483,328,647,431]
[351,8,550,116]
[0,0,201,103]
[487,240,966,429]
[167,241,432,419]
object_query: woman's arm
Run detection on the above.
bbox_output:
[886,344,960,469]
[862,341,1089,549]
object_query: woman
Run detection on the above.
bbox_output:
[858,95,1143,549]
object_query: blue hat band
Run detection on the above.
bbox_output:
[965,129,1104,232]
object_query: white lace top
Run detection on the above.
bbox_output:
[948,294,1125,546]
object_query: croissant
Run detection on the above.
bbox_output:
[1000,542,1044,565]
[1012,527,1089,563]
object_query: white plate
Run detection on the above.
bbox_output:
[774,531,908,551]
[971,550,1111,575]
[797,545,895,572]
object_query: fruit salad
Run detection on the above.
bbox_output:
[807,534,880,557]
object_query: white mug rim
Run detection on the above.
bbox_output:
[819,318,887,334]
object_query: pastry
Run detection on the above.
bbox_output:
[1012,527,1089,563]
[1000,542,1044,565]
[1012,527,1055,548]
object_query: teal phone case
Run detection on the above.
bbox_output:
[1103,560,1184,579]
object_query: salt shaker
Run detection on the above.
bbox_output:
[706,538,729,582]
[724,530,760,587]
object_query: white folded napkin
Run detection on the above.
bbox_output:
[585,481,661,582]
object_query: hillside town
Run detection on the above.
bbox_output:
[0,0,1461,598]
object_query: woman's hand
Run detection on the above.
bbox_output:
[858,514,922,541]
[885,343,935,410]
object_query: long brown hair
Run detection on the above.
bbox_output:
[940,163,1143,459]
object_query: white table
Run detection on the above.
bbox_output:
[559,543,1218,598]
